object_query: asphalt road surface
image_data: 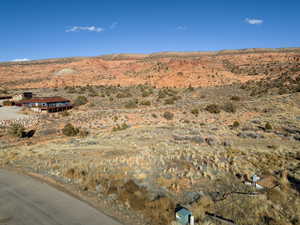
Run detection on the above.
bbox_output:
[0,170,123,225]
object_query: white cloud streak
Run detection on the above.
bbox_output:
[110,22,118,29]
[66,26,104,32]
[176,25,187,30]
[12,58,30,62]
[245,18,263,25]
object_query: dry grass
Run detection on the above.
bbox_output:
[1,84,300,225]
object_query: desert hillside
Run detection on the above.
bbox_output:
[1,48,300,225]
[1,48,299,89]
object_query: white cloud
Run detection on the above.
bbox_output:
[66,26,104,32]
[177,25,187,30]
[12,58,30,62]
[110,22,118,29]
[245,18,263,25]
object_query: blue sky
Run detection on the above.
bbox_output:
[1,0,299,62]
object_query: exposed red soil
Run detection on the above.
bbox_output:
[0,48,299,89]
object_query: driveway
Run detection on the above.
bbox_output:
[0,169,123,225]
[0,105,28,121]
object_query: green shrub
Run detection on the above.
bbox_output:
[240,84,247,89]
[163,111,174,120]
[8,123,25,138]
[62,123,79,136]
[79,86,87,93]
[125,99,138,109]
[121,122,129,129]
[140,100,151,106]
[232,121,240,128]
[74,96,88,106]
[79,129,89,138]
[141,90,153,97]
[151,113,157,118]
[2,100,14,106]
[158,88,177,99]
[0,89,8,94]
[88,90,98,97]
[116,91,132,98]
[265,122,272,130]
[67,87,77,94]
[164,96,180,105]
[60,110,70,117]
[205,104,221,114]
[294,84,300,92]
[278,88,288,95]
[164,98,175,105]
[112,123,129,132]
[223,102,237,113]
[231,96,241,101]
[191,108,199,116]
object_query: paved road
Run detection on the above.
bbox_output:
[0,170,123,225]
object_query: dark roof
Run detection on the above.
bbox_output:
[18,97,70,104]
[176,208,191,217]
[0,96,12,99]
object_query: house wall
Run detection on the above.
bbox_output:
[13,95,24,101]
[21,100,72,113]
[24,101,70,108]
[47,102,70,107]
[31,108,42,113]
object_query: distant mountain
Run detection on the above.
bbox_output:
[0,47,299,89]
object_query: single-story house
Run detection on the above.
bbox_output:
[13,92,33,101]
[16,96,72,113]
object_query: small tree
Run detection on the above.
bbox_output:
[140,100,151,106]
[8,123,25,138]
[232,121,240,128]
[74,96,88,106]
[67,87,77,94]
[60,111,70,117]
[223,102,237,113]
[205,104,221,114]
[265,122,272,130]
[163,111,174,120]
[231,96,241,101]
[62,123,79,136]
[125,99,138,109]
[141,90,153,97]
[191,108,199,116]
